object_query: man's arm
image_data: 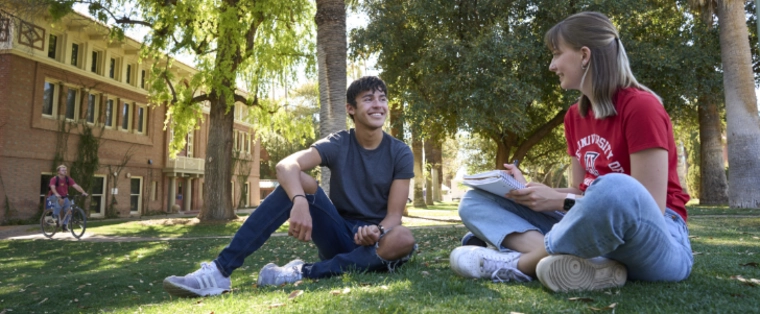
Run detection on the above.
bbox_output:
[71,184,88,196]
[354,179,410,246]
[275,147,322,242]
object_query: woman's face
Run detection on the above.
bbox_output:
[549,37,586,91]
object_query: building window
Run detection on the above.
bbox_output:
[40,173,54,208]
[91,50,103,74]
[243,182,249,207]
[126,64,132,84]
[70,43,79,67]
[186,131,194,157]
[65,88,78,120]
[121,102,131,130]
[86,93,98,123]
[47,34,57,59]
[89,176,106,217]
[130,177,142,213]
[141,70,146,89]
[135,105,145,134]
[105,99,114,127]
[109,58,116,79]
[42,81,56,116]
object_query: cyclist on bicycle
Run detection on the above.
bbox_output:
[47,165,88,231]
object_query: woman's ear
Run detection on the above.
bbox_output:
[580,46,591,66]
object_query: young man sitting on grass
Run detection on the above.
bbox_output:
[163,76,417,297]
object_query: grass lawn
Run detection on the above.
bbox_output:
[1,211,759,313]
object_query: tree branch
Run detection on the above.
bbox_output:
[512,109,566,162]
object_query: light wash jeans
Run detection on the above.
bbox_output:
[214,186,415,279]
[46,195,72,225]
[458,173,693,282]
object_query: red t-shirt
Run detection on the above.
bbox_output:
[49,175,76,198]
[564,88,690,220]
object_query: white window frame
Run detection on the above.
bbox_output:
[63,85,80,121]
[90,49,104,75]
[89,174,107,218]
[85,92,100,125]
[109,57,121,80]
[42,79,59,118]
[134,104,146,134]
[70,41,82,68]
[186,131,194,157]
[130,176,143,214]
[104,98,116,128]
[47,34,59,61]
[120,101,132,132]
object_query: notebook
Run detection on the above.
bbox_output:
[462,170,526,197]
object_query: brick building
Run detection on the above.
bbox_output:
[0,7,266,222]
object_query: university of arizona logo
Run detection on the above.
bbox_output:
[584,152,600,176]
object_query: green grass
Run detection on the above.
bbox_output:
[1,216,759,313]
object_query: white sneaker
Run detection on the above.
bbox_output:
[536,255,627,292]
[257,259,305,286]
[163,262,231,297]
[450,246,531,282]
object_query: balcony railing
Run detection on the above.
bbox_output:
[165,156,204,174]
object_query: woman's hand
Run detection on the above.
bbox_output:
[503,163,528,185]
[508,182,564,212]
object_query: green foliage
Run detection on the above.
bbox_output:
[69,122,103,203]
[354,0,723,174]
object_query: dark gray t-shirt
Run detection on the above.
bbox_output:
[312,129,414,224]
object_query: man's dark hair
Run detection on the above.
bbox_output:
[346,76,388,121]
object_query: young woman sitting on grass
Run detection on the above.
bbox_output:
[450,11,693,292]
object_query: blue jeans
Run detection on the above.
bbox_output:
[47,195,72,225]
[459,173,693,282]
[214,186,414,279]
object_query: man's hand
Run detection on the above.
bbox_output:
[57,197,64,206]
[288,199,312,242]
[354,225,381,246]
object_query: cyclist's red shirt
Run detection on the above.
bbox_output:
[49,176,76,197]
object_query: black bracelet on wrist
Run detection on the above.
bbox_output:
[291,194,307,203]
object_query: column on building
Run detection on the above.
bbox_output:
[168,176,177,212]
[184,178,193,212]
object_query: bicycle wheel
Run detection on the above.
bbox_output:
[40,209,57,238]
[68,207,87,239]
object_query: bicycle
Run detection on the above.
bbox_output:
[40,194,87,239]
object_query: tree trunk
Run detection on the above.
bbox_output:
[432,139,443,202]
[412,131,426,208]
[698,98,729,205]
[390,102,404,141]
[424,140,434,205]
[316,0,347,197]
[717,1,760,208]
[199,96,237,220]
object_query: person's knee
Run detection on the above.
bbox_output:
[376,226,415,260]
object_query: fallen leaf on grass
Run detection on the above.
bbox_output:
[688,235,699,239]
[196,300,203,305]
[293,280,303,286]
[568,297,594,302]
[730,275,760,287]
[589,303,617,311]
[269,303,286,308]
[692,252,702,256]
[740,262,758,268]
[38,298,48,305]
[330,288,351,295]
[421,271,430,276]
[288,290,304,299]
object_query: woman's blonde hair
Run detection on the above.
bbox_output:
[544,11,661,118]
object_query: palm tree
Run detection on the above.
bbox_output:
[687,0,760,208]
[315,0,348,196]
